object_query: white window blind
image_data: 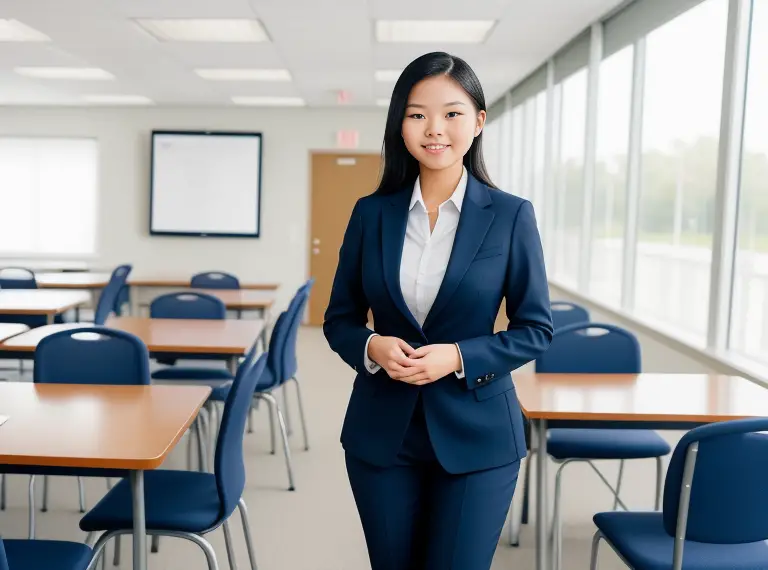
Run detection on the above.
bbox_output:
[0,137,98,256]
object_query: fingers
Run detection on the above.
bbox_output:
[395,372,433,385]
[411,346,430,358]
[397,339,416,356]
[387,360,425,379]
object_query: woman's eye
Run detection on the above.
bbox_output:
[447,111,461,118]
[408,113,425,119]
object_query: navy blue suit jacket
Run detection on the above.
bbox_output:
[323,173,553,474]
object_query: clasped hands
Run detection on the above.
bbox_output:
[367,336,461,386]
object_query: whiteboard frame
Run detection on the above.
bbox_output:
[149,129,263,238]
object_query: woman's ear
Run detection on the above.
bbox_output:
[475,109,487,137]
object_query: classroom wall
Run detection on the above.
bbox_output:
[0,106,387,310]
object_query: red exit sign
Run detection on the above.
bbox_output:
[336,130,359,149]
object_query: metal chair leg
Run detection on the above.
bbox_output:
[655,456,663,510]
[42,475,49,512]
[222,521,238,570]
[247,402,255,434]
[260,393,296,491]
[151,535,160,553]
[78,476,87,513]
[552,460,575,570]
[291,377,310,451]
[265,396,276,455]
[612,460,625,510]
[0,474,5,511]
[238,498,259,570]
[282,384,293,437]
[28,475,36,539]
[113,536,121,567]
[590,531,603,570]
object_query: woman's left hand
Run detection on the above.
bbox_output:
[394,344,461,386]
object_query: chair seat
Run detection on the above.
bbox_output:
[79,471,222,533]
[209,382,233,401]
[151,367,234,381]
[594,511,768,569]
[548,429,671,460]
[3,539,92,570]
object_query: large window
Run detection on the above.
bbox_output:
[589,46,633,306]
[482,119,502,185]
[633,0,727,343]
[509,104,525,197]
[552,68,588,288]
[0,138,98,256]
[531,91,547,216]
[730,0,768,361]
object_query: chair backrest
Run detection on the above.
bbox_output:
[94,264,132,325]
[0,267,37,289]
[214,352,267,519]
[190,271,240,290]
[662,417,768,544]
[113,285,130,316]
[535,322,641,373]
[281,281,314,381]
[150,292,226,320]
[0,540,8,570]
[551,301,589,330]
[34,326,150,385]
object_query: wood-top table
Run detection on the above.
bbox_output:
[0,323,29,343]
[0,317,266,372]
[35,272,112,289]
[0,290,91,324]
[0,382,210,570]
[513,372,768,570]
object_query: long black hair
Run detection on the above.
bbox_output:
[375,52,496,195]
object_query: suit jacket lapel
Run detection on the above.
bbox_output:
[381,187,426,338]
[423,175,494,331]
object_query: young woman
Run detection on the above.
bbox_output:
[323,52,553,570]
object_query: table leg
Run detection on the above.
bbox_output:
[130,471,147,570]
[227,356,238,376]
[536,419,550,570]
[46,314,54,325]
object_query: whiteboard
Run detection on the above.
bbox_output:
[149,131,262,237]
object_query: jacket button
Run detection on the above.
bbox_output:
[476,378,483,384]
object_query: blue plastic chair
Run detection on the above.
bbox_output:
[80,353,268,570]
[208,282,313,492]
[0,267,50,329]
[93,264,132,325]
[0,326,150,540]
[0,267,37,289]
[534,323,671,570]
[551,301,590,330]
[191,271,240,290]
[150,291,229,373]
[590,417,768,570]
[0,537,93,570]
[113,285,130,316]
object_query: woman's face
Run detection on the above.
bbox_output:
[401,74,486,172]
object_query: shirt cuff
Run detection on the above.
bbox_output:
[363,333,381,374]
[455,343,465,379]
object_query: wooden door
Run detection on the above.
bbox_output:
[308,152,382,326]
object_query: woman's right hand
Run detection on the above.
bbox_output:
[367,336,424,380]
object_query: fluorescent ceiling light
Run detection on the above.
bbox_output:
[0,19,50,42]
[375,20,495,43]
[135,19,269,42]
[14,67,114,80]
[232,96,305,107]
[83,95,154,105]
[375,70,401,82]
[195,69,291,81]
[376,98,390,107]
